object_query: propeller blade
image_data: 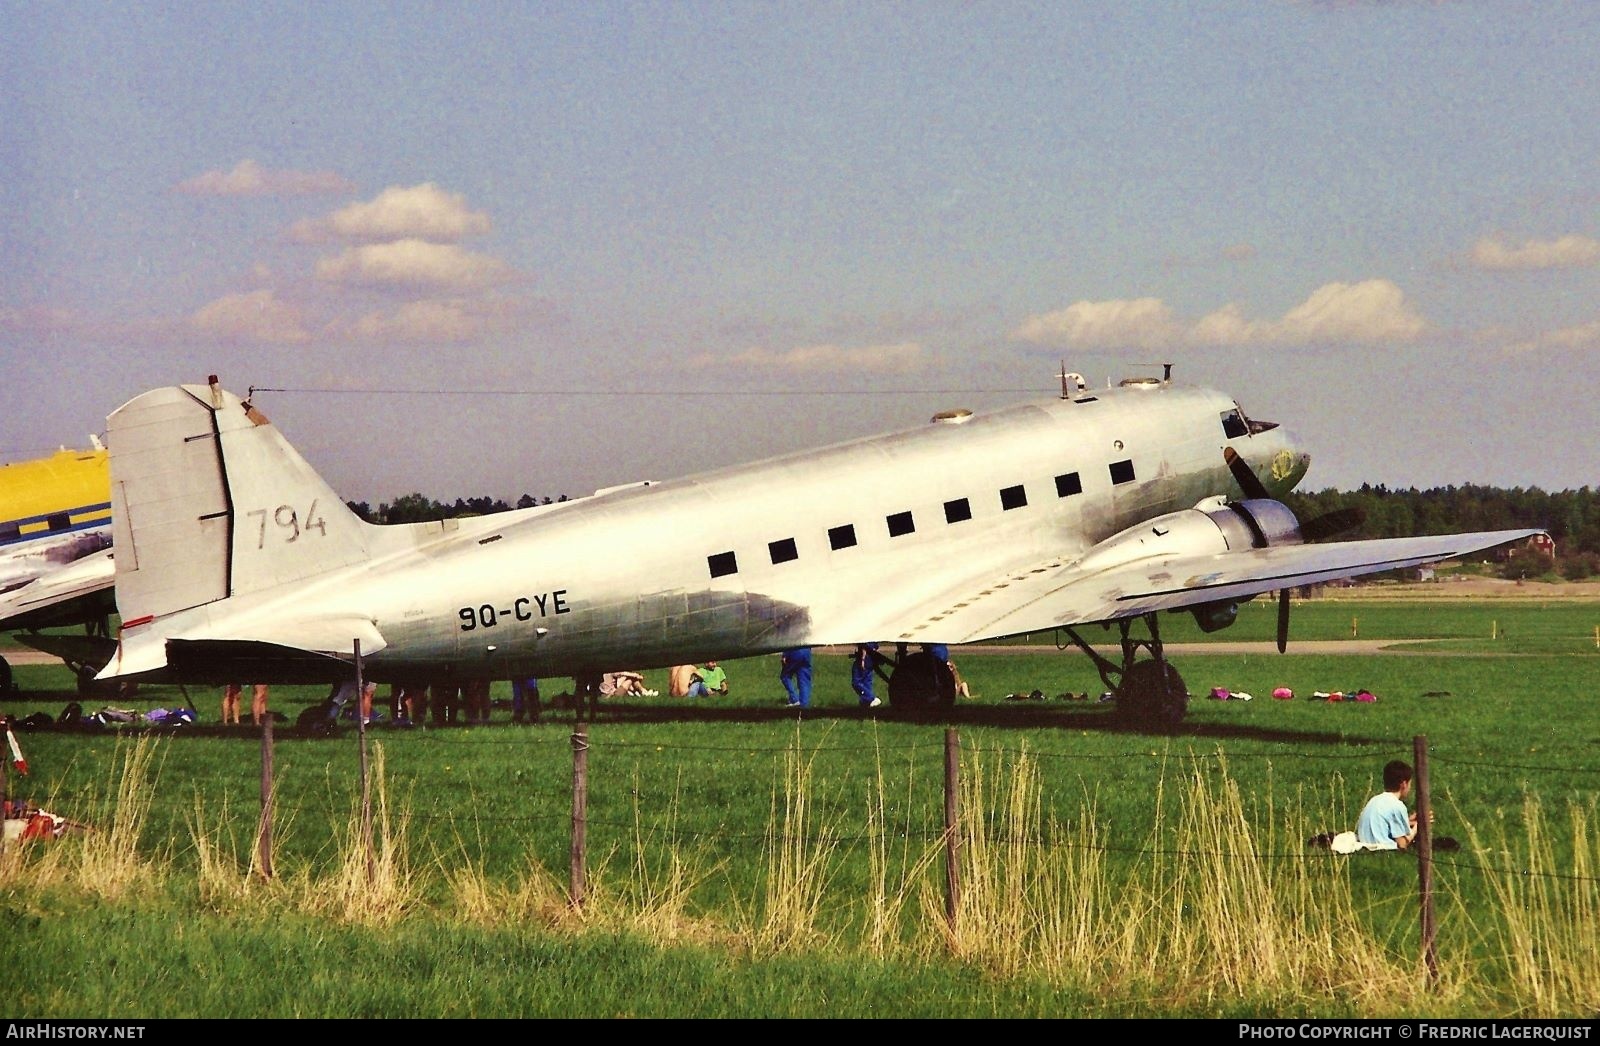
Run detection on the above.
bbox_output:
[1223,447,1271,501]
[1277,588,1290,654]
[1301,506,1367,543]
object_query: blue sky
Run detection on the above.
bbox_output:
[3,2,1597,503]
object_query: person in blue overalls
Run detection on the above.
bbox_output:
[511,677,541,723]
[779,647,813,708]
[851,643,881,708]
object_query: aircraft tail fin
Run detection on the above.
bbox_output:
[109,381,373,626]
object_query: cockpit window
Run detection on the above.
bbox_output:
[1220,408,1249,439]
[1224,404,1281,437]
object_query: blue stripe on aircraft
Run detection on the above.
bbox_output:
[0,503,115,548]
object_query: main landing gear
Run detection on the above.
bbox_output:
[869,644,956,713]
[1060,611,1189,730]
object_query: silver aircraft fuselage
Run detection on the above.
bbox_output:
[111,380,1302,683]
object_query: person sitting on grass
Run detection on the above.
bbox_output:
[684,661,727,699]
[1356,759,1421,850]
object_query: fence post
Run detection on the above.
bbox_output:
[257,713,274,880]
[0,722,9,860]
[355,639,373,884]
[570,720,589,909]
[1413,734,1437,985]
[944,727,961,927]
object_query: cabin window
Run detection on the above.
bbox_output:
[944,498,972,524]
[1055,472,1082,497]
[886,511,915,538]
[1000,485,1027,511]
[0,521,19,542]
[708,551,738,578]
[47,513,70,531]
[1109,460,1136,485]
[1220,409,1249,439]
[828,524,857,550]
[768,538,798,565]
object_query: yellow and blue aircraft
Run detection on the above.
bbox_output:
[0,441,118,693]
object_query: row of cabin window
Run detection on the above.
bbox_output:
[0,513,73,543]
[706,459,1136,580]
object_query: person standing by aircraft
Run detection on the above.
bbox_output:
[511,676,541,723]
[780,647,812,708]
[851,644,881,708]
[430,681,458,725]
[222,683,270,726]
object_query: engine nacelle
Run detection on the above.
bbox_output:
[1199,498,1303,551]
[1190,599,1242,633]
[1074,499,1304,578]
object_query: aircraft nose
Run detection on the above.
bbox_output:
[1263,427,1310,496]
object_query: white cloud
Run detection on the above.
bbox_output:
[1470,234,1600,271]
[1274,280,1426,344]
[341,299,502,344]
[1011,298,1181,349]
[290,183,491,243]
[175,159,354,197]
[1012,279,1426,349]
[189,290,309,344]
[1507,320,1600,354]
[694,342,926,374]
[315,239,514,293]
[1190,302,1269,346]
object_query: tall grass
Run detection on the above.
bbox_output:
[8,727,1600,1015]
[297,743,418,924]
[1,735,167,900]
[1467,794,1600,1015]
[753,735,839,954]
[923,747,1434,1010]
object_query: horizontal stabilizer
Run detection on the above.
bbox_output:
[99,610,387,681]
[0,548,116,631]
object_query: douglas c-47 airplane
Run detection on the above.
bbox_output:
[97,373,1541,726]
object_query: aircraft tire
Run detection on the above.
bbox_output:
[1117,660,1188,730]
[887,651,956,713]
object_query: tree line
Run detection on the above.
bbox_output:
[345,492,569,525]
[1285,484,1600,580]
[346,483,1600,581]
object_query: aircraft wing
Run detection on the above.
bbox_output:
[0,548,117,633]
[869,529,1544,644]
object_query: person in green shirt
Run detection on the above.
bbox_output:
[686,661,728,698]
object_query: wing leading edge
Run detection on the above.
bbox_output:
[860,529,1544,645]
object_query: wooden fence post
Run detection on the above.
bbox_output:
[944,727,961,927]
[1413,734,1437,985]
[355,639,373,884]
[571,721,589,909]
[0,724,9,860]
[257,713,274,880]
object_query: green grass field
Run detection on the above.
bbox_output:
[3,599,1599,1018]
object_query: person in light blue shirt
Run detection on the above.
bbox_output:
[1356,760,1418,850]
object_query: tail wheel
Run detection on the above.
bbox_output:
[887,651,956,712]
[74,663,120,699]
[1118,660,1188,730]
